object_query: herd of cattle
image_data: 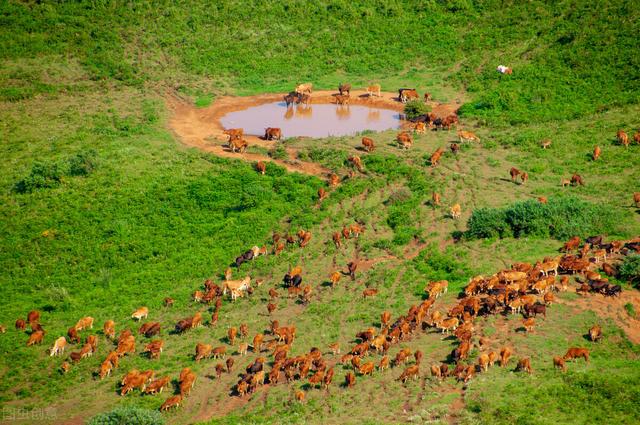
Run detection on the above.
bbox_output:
[8,220,639,414]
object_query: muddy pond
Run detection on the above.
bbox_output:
[219,101,403,138]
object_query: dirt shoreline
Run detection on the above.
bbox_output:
[166,89,460,179]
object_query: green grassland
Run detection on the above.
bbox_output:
[1,1,640,424]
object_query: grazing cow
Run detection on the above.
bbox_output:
[226,358,234,373]
[297,93,311,106]
[195,343,213,362]
[571,173,584,186]
[398,88,419,103]
[363,288,378,298]
[553,356,566,372]
[414,122,427,133]
[139,322,161,338]
[256,161,266,175]
[442,115,458,130]
[318,188,328,202]
[617,130,629,147]
[15,319,26,331]
[229,138,248,153]
[75,316,94,331]
[438,317,459,334]
[424,93,432,102]
[143,340,164,360]
[160,394,183,411]
[358,362,375,376]
[338,83,351,96]
[589,325,602,342]
[163,297,174,307]
[634,131,640,144]
[561,178,571,187]
[349,155,364,172]
[252,334,264,352]
[478,353,490,372]
[633,192,640,208]
[593,145,601,160]
[450,203,461,219]
[450,143,460,154]
[563,236,581,252]
[563,347,589,362]
[27,310,40,324]
[458,130,480,143]
[297,230,312,247]
[541,139,552,149]
[329,271,341,288]
[329,173,340,187]
[361,137,375,152]
[347,261,358,280]
[101,320,115,340]
[432,192,441,206]
[516,358,532,374]
[144,376,170,395]
[538,196,548,204]
[295,390,305,403]
[523,317,535,333]
[509,167,521,182]
[430,364,442,379]
[524,303,546,318]
[264,127,282,141]
[430,147,445,166]
[67,326,81,344]
[499,347,511,367]
[295,83,313,95]
[27,330,45,346]
[367,84,381,97]
[212,346,227,359]
[223,128,243,141]
[398,365,419,383]
[49,336,67,356]
[131,307,148,321]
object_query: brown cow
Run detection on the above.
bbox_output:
[553,356,566,372]
[295,83,313,95]
[450,143,460,154]
[634,131,640,145]
[399,88,419,103]
[538,196,548,204]
[521,172,529,184]
[358,361,375,376]
[430,364,442,379]
[589,325,602,342]
[361,137,375,152]
[563,347,589,362]
[499,347,511,367]
[103,320,115,340]
[458,130,480,143]
[335,94,350,105]
[160,394,183,411]
[330,271,341,288]
[15,319,26,331]
[571,173,584,186]
[430,147,445,166]
[450,203,461,219]
[633,192,640,208]
[349,155,364,172]
[367,84,381,97]
[347,261,358,280]
[617,130,629,147]
[229,138,248,153]
[432,192,441,206]
[264,127,282,141]
[338,83,351,96]
[509,167,521,182]
[27,310,40,324]
[163,297,174,307]
[195,343,212,362]
[540,139,552,149]
[398,365,419,383]
[396,132,413,149]
[256,161,266,175]
[223,128,243,141]
[362,288,378,298]
[516,357,532,374]
[563,236,581,252]
[318,187,328,202]
[144,376,170,395]
[228,327,237,345]
[75,316,94,331]
[593,145,601,161]
[27,330,44,346]
[332,232,342,248]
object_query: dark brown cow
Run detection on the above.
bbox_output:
[563,347,589,362]
[361,137,375,152]
[509,167,521,182]
[617,130,629,147]
[338,83,351,96]
[264,127,282,141]
[256,161,266,175]
[571,173,584,186]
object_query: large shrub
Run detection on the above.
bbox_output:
[619,255,640,287]
[13,150,98,193]
[465,197,620,241]
[403,99,430,120]
[88,406,164,425]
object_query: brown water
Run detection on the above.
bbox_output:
[219,102,402,138]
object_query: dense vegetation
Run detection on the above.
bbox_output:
[465,197,622,240]
[2,1,639,124]
[1,1,639,424]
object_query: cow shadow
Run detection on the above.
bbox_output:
[515,326,527,333]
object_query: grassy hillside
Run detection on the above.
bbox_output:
[1,1,639,424]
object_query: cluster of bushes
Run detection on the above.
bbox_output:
[13,150,97,194]
[403,99,431,120]
[619,255,640,288]
[465,197,620,241]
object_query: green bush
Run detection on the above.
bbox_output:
[465,197,620,241]
[403,99,430,120]
[269,145,288,160]
[88,406,164,425]
[13,150,98,193]
[619,255,640,287]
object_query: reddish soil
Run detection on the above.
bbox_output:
[557,289,640,344]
